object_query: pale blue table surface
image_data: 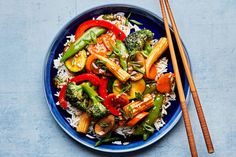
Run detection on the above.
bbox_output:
[0,0,235,156]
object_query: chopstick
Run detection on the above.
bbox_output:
[163,0,214,154]
[159,0,198,156]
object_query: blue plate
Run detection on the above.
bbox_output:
[43,4,190,153]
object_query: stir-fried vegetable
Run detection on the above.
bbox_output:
[92,53,130,82]
[147,64,158,80]
[65,82,84,109]
[123,94,154,118]
[76,113,91,134]
[145,37,168,78]
[142,42,153,57]
[58,85,68,109]
[70,73,100,86]
[129,19,143,26]
[156,73,175,93]
[124,29,154,52]
[95,133,120,146]
[74,20,126,40]
[127,112,149,126]
[113,40,129,71]
[95,115,115,136]
[87,32,115,55]
[61,27,107,62]
[54,13,178,147]
[81,82,108,119]
[112,79,146,99]
[85,54,97,73]
[65,50,87,72]
[134,94,164,140]
[98,78,109,99]
[59,73,101,109]
[103,93,129,116]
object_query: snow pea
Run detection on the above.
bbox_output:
[134,94,164,140]
[113,40,128,71]
[60,27,106,62]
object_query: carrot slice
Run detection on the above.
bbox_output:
[101,34,115,51]
[156,73,175,93]
[87,43,108,55]
[147,64,158,80]
[127,112,149,127]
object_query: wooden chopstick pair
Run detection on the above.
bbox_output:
[159,0,214,156]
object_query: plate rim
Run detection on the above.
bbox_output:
[43,4,191,153]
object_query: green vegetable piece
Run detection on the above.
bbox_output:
[61,27,107,62]
[129,19,143,26]
[142,43,153,57]
[65,50,87,72]
[81,82,108,118]
[115,40,128,71]
[143,83,157,95]
[95,137,120,146]
[65,83,85,109]
[125,12,131,26]
[120,82,131,93]
[145,43,152,53]
[124,29,154,53]
[143,133,149,140]
[145,94,164,125]
[99,121,110,128]
[90,31,97,44]
[135,92,144,101]
[102,14,115,21]
[134,94,164,138]
[132,65,145,74]
[143,123,155,133]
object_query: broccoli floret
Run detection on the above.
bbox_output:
[65,82,88,110]
[124,29,154,52]
[81,82,108,119]
[66,82,108,118]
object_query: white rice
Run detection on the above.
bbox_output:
[86,134,96,139]
[115,126,134,138]
[154,118,166,130]
[65,103,82,128]
[64,34,75,47]
[112,141,122,145]
[154,92,176,130]
[155,57,169,80]
[53,53,64,69]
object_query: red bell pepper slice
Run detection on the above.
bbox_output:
[75,20,126,41]
[58,73,101,109]
[103,93,129,116]
[103,94,121,116]
[69,73,100,86]
[98,78,109,99]
[58,85,68,109]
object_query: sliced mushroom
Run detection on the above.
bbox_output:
[130,72,144,81]
[94,115,115,136]
[91,62,105,74]
[91,61,112,76]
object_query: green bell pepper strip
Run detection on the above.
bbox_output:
[60,27,106,62]
[134,94,164,140]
